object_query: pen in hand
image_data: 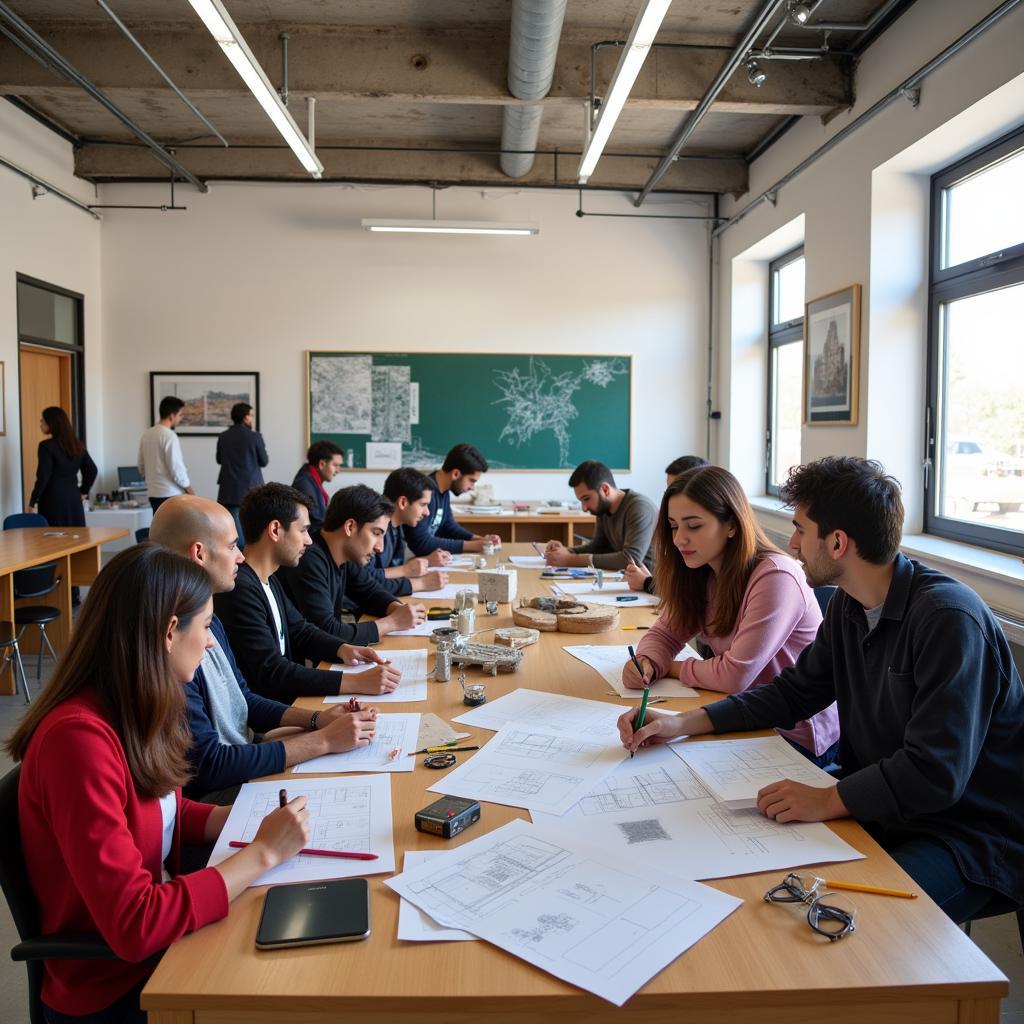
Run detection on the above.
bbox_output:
[627,644,651,759]
[279,788,288,809]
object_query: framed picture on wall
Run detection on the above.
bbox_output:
[0,361,6,436]
[803,284,861,426]
[150,372,260,436]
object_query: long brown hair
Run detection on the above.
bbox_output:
[6,544,212,797]
[653,466,783,638]
[42,406,84,458]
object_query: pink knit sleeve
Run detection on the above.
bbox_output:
[635,614,694,679]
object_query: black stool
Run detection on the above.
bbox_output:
[12,562,62,680]
[0,623,32,703]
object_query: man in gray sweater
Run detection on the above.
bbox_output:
[544,460,656,571]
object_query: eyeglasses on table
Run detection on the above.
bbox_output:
[763,873,857,941]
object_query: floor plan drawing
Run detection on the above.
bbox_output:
[453,687,629,741]
[577,759,709,816]
[292,713,420,774]
[325,649,429,703]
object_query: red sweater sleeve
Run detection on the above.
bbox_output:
[31,716,228,963]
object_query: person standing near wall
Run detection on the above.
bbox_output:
[139,396,194,512]
[215,403,268,549]
[28,406,97,527]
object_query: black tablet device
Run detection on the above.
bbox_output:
[255,878,370,950]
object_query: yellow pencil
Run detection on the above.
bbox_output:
[823,880,917,899]
[621,626,651,630]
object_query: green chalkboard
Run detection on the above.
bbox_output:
[307,351,632,471]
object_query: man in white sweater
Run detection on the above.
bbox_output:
[138,395,194,511]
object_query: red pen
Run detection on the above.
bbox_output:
[228,841,377,861]
[279,788,288,808]
[347,696,362,713]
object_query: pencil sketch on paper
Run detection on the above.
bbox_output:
[371,365,412,443]
[311,355,372,433]
[579,765,709,817]
[617,818,673,845]
[240,783,374,854]
[698,804,806,856]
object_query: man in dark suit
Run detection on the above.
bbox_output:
[291,440,344,531]
[216,402,268,548]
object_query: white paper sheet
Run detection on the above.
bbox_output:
[411,583,479,600]
[563,645,700,698]
[427,723,628,815]
[386,818,741,1006]
[508,555,550,568]
[325,649,429,702]
[673,735,838,809]
[552,580,659,607]
[384,620,449,637]
[453,687,629,741]
[292,713,420,774]
[444,557,476,568]
[532,745,862,880]
[396,851,475,942]
[209,775,394,885]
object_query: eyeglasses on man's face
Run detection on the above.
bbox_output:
[763,873,857,941]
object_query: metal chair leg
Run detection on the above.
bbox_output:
[33,624,59,679]
[1,643,32,703]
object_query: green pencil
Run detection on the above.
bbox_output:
[631,685,651,759]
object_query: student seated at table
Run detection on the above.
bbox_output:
[404,443,502,556]
[621,465,839,765]
[291,440,344,531]
[544,460,656,571]
[619,456,1024,923]
[371,467,452,593]
[150,496,378,803]
[625,454,710,594]
[214,483,402,702]
[279,484,428,641]
[6,544,311,1024]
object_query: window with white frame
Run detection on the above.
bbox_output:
[925,127,1024,555]
[766,248,805,494]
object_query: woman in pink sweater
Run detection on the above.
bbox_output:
[7,544,310,1023]
[622,466,839,764]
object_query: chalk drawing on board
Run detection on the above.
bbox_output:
[311,355,372,433]
[371,365,412,443]
[582,358,629,389]
[493,359,582,466]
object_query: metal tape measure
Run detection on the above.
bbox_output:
[423,752,457,770]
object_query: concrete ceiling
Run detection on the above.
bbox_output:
[0,0,914,196]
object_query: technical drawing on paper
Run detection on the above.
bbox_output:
[497,730,594,766]
[310,355,372,433]
[371,365,412,443]
[509,912,579,946]
[697,804,807,857]
[453,688,626,740]
[578,764,709,816]
[461,764,583,802]
[239,783,373,854]
[292,713,420,773]
[617,819,672,845]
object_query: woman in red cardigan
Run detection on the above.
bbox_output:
[7,544,311,1024]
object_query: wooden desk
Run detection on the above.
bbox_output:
[0,527,129,694]
[142,546,1008,1024]
[452,507,594,546]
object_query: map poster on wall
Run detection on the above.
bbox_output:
[306,351,632,471]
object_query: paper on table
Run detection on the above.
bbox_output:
[385,620,447,638]
[453,687,629,741]
[292,713,420,774]
[417,712,470,749]
[209,775,394,885]
[508,555,549,568]
[531,745,862,880]
[444,557,476,568]
[427,723,628,815]
[553,580,659,607]
[673,735,838,810]
[325,649,429,702]
[411,583,479,600]
[397,851,475,942]
[386,818,741,1006]
[563,645,699,698]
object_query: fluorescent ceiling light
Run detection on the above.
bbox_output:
[187,0,323,178]
[577,0,672,184]
[362,219,539,236]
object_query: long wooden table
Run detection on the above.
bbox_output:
[0,526,129,694]
[452,506,594,546]
[142,545,1008,1024]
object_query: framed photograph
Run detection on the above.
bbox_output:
[149,372,259,436]
[804,284,861,426]
[0,361,6,436]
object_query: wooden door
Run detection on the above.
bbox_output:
[19,344,72,507]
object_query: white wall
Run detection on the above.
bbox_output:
[97,183,711,503]
[0,102,103,516]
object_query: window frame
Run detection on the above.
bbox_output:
[924,125,1024,556]
[766,246,804,496]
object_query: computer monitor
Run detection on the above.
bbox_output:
[118,466,146,491]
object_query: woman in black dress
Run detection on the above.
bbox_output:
[28,407,97,527]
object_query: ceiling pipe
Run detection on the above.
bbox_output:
[634,0,787,206]
[500,0,567,178]
[0,152,100,218]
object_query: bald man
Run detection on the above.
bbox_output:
[150,495,381,801]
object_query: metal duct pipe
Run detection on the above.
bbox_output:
[500,0,567,178]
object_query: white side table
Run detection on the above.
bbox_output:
[85,506,153,561]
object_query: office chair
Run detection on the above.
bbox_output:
[3,513,48,530]
[135,527,150,542]
[12,563,62,680]
[0,766,115,1024]
[964,897,1024,953]
[0,622,33,703]
[813,585,837,615]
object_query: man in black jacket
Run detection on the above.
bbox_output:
[214,483,402,701]
[292,440,344,531]
[216,402,268,547]
[279,485,427,642]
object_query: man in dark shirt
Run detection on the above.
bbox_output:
[215,402,269,548]
[279,485,427,640]
[215,483,403,702]
[404,443,502,556]
[291,440,344,531]
[619,456,1024,923]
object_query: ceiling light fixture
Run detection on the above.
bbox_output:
[361,219,539,236]
[746,59,767,87]
[788,2,812,25]
[186,0,323,178]
[577,0,672,184]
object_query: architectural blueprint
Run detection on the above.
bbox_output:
[673,735,838,809]
[532,746,861,880]
[427,723,628,814]
[397,851,475,943]
[325,649,429,702]
[310,355,372,433]
[386,818,741,1006]
[209,775,394,885]
[452,688,630,741]
[292,713,420,774]
[563,644,700,698]
[551,580,659,607]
